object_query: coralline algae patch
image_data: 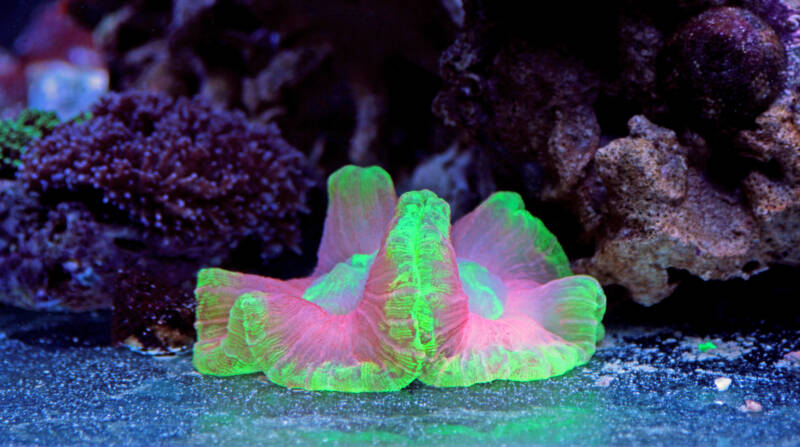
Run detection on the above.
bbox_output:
[192,165,606,391]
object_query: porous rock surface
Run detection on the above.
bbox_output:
[575,116,763,304]
[579,88,800,305]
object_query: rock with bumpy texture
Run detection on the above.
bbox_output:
[0,177,216,354]
[434,0,800,305]
[576,115,791,305]
[659,7,786,128]
[739,92,800,264]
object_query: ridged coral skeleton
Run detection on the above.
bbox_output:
[193,165,606,391]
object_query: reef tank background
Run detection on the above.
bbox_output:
[0,0,799,445]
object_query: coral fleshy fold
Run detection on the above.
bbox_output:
[193,166,455,392]
[420,192,606,387]
[313,165,398,276]
[451,193,573,284]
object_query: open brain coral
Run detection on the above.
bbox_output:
[194,166,442,391]
[193,165,606,391]
[19,91,312,256]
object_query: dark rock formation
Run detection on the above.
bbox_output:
[112,269,195,354]
[659,7,786,128]
[72,0,457,175]
[434,0,800,305]
[9,0,800,310]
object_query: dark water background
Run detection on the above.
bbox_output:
[0,0,51,47]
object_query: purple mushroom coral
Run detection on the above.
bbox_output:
[193,165,606,391]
